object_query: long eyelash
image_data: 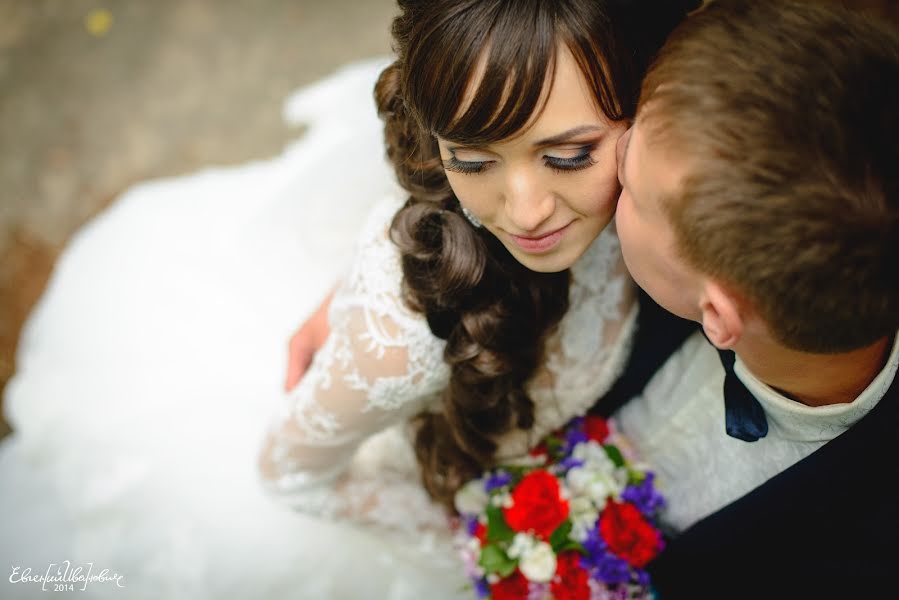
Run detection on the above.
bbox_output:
[544,145,597,173]
[442,156,487,175]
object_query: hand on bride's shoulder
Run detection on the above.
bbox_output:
[284,287,335,391]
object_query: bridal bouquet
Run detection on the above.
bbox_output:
[453,416,665,600]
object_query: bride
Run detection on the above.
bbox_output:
[0,1,695,598]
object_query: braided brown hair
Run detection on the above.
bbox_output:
[375,0,699,509]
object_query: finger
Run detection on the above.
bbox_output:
[284,329,307,391]
[285,339,303,392]
[284,365,296,392]
[285,344,314,392]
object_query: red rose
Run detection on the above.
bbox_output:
[503,469,570,540]
[598,501,662,568]
[529,442,548,459]
[584,416,610,444]
[474,522,487,545]
[551,551,590,600]
[490,569,529,600]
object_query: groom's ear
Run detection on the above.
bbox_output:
[698,281,744,350]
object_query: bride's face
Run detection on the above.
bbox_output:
[437,48,627,273]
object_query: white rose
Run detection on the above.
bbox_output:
[490,491,513,508]
[566,464,620,506]
[587,478,614,505]
[573,440,615,474]
[519,540,557,583]
[571,519,593,543]
[569,495,595,517]
[454,479,489,516]
[613,466,630,490]
[507,532,534,559]
[503,453,547,468]
[569,497,599,542]
[566,466,589,495]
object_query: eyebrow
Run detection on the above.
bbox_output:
[442,124,604,151]
[534,125,604,147]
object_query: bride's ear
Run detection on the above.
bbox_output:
[698,281,744,350]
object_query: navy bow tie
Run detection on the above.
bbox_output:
[715,348,769,442]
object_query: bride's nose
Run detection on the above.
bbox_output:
[503,166,555,233]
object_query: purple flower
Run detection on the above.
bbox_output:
[564,429,589,455]
[621,472,666,517]
[588,579,623,600]
[485,471,513,492]
[465,515,480,536]
[581,526,608,557]
[527,582,550,600]
[581,528,633,585]
[591,554,633,585]
[474,578,490,598]
[634,568,651,586]
[558,456,585,472]
[587,583,631,600]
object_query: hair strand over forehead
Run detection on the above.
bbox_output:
[402,0,637,145]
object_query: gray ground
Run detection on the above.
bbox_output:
[0,0,398,438]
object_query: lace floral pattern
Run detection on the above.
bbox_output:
[550,229,630,392]
[259,193,636,534]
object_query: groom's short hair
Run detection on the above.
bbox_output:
[638,0,899,353]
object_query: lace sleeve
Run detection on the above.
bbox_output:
[257,196,451,531]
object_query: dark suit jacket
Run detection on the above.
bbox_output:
[593,292,897,599]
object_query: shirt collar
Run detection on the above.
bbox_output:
[732,333,899,441]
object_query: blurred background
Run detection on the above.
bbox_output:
[0,0,397,440]
[2,0,898,443]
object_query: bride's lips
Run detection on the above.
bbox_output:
[508,222,573,254]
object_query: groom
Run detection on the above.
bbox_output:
[600,0,899,596]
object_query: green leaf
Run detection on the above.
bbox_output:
[486,503,515,543]
[604,443,625,468]
[543,436,565,461]
[549,520,573,551]
[499,465,530,480]
[545,435,564,450]
[478,544,518,578]
[555,540,587,554]
[627,468,647,485]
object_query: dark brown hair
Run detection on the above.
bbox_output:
[376,0,698,509]
[639,0,899,353]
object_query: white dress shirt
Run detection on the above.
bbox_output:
[617,330,899,533]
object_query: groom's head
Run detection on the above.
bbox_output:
[615,0,899,353]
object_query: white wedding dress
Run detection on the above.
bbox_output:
[0,58,636,600]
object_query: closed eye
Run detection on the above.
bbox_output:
[442,155,492,175]
[544,144,597,173]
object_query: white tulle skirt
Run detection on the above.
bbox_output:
[0,58,470,600]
